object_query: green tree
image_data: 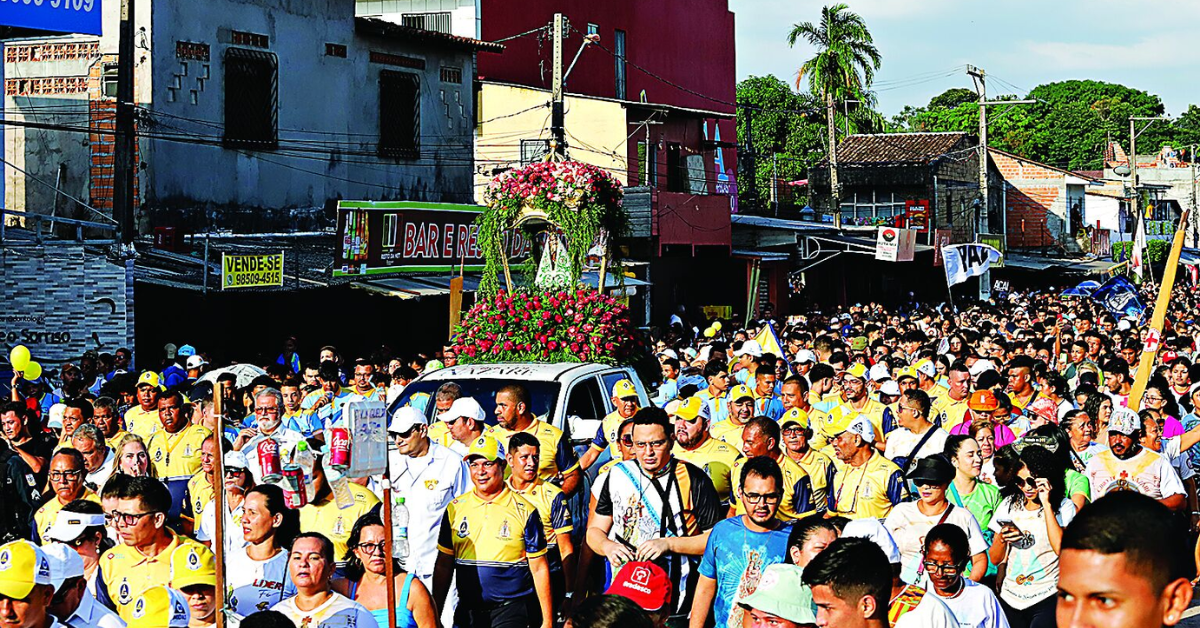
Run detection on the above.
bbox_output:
[928,87,976,110]
[736,75,826,210]
[788,3,881,209]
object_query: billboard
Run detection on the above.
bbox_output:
[335,201,530,277]
[222,253,284,289]
[1,0,102,36]
[905,199,930,233]
[875,227,917,262]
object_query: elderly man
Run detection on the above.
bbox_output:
[435,397,485,457]
[146,391,211,523]
[827,415,906,519]
[58,399,92,451]
[487,384,580,496]
[386,406,468,627]
[732,417,815,521]
[0,540,58,628]
[70,425,115,493]
[579,379,641,471]
[271,532,377,628]
[90,398,126,452]
[43,541,124,628]
[237,388,304,482]
[34,449,100,543]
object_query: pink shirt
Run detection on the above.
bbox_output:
[950,417,1017,449]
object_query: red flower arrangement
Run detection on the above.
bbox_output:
[452,288,638,365]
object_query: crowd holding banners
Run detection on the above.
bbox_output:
[12,278,1200,627]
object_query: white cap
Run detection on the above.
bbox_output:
[41,542,84,592]
[658,349,679,360]
[879,380,901,397]
[868,363,890,383]
[969,360,995,377]
[388,406,428,433]
[223,450,249,471]
[844,415,876,443]
[794,350,817,364]
[45,509,105,544]
[1117,319,1132,331]
[914,361,937,378]
[47,404,66,430]
[185,355,208,370]
[733,340,763,358]
[843,518,901,564]
[438,397,485,423]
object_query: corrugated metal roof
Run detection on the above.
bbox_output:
[355,17,505,52]
[836,132,972,164]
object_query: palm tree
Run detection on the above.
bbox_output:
[788,4,882,214]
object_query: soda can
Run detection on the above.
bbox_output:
[257,438,283,483]
[281,466,307,508]
[329,427,352,469]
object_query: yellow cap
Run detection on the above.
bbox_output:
[611,379,638,400]
[671,397,710,422]
[896,367,918,381]
[127,586,190,628]
[729,385,754,402]
[780,408,809,429]
[0,541,51,601]
[843,363,868,380]
[169,544,216,590]
[466,433,505,462]
[136,371,162,389]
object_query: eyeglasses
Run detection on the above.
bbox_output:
[619,435,634,447]
[782,426,805,435]
[1012,476,1042,489]
[393,426,421,439]
[742,491,781,504]
[355,541,388,555]
[48,470,82,482]
[1143,395,1163,403]
[224,468,247,477]
[922,560,961,575]
[110,510,159,527]
[633,439,668,450]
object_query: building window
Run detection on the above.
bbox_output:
[382,213,398,248]
[614,29,626,100]
[223,48,278,148]
[402,12,451,34]
[587,23,599,36]
[231,31,269,48]
[325,43,347,58]
[666,142,686,193]
[102,63,118,98]
[440,66,462,84]
[521,139,549,166]
[379,70,420,158]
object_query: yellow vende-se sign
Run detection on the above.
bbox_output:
[222,253,284,289]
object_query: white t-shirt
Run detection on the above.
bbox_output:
[384,442,470,579]
[272,592,379,628]
[884,427,949,469]
[892,586,959,628]
[988,498,1077,609]
[1160,437,1196,481]
[226,545,297,619]
[196,499,246,552]
[927,578,1011,628]
[1084,447,1186,500]
[884,502,988,584]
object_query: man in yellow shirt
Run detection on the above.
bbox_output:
[92,397,128,451]
[123,372,162,440]
[825,414,906,519]
[671,396,743,506]
[826,364,888,446]
[487,384,580,496]
[780,408,834,515]
[780,376,833,450]
[579,379,640,470]
[183,435,217,530]
[34,449,100,541]
[506,431,575,607]
[298,451,380,559]
[710,385,755,453]
[97,476,215,619]
[146,391,212,523]
[929,362,972,430]
[425,382,464,445]
[731,417,815,520]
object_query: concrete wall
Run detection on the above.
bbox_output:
[0,244,134,364]
[993,151,1071,248]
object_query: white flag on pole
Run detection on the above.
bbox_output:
[1131,217,1148,282]
[942,243,1003,287]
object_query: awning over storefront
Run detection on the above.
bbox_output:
[1004,253,1124,275]
[352,271,649,299]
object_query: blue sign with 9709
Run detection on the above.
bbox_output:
[0,0,101,36]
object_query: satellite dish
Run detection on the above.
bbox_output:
[1114,165,1131,176]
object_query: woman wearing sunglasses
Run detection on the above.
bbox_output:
[922,523,1008,628]
[196,450,255,552]
[988,446,1073,628]
[335,512,438,628]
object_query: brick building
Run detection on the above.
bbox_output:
[990,149,1098,251]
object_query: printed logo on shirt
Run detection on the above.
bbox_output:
[425,479,439,490]
[24,474,35,487]
[118,579,132,604]
[456,518,470,539]
[154,449,164,462]
[498,519,511,540]
[133,596,146,618]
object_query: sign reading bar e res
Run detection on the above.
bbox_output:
[222,252,284,289]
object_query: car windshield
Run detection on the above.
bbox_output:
[391,379,563,428]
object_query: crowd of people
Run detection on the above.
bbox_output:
[1,282,1199,628]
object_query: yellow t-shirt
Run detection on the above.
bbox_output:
[674,437,743,505]
[487,419,579,481]
[428,421,450,443]
[298,482,380,560]
[100,532,214,620]
[34,489,101,541]
[930,394,971,430]
[732,454,816,520]
[826,398,887,443]
[709,419,751,454]
[507,479,572,552]
[828,453,907,519]
[791,448,835,515]
[185,471,215,521]
[106,430,130,451]
[147,424,212,480]
[123,406,160,440]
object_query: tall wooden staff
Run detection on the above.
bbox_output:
[1128,208,1191,408]
[382,479,397,628]
[213,385,227,628]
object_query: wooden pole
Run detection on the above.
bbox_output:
[597,247,609,296]
[449,276,464,337]
[212,385,226,628]
[1128,208,1191,409]
[382,481,397,628]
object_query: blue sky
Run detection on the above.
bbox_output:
[730,0,1199,117]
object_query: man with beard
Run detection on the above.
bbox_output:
[1084,407,1185,510]
[671,397,742,507]
[826,364,887,449]
[709,385,756,453]
[691,456,794,628]
[236,389,304,482]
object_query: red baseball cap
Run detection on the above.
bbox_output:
[604,561,671,612]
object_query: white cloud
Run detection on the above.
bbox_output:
[1024,37,1195,71]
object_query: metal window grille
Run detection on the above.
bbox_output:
[401,12,451,34]
[223,48,278,148]
[379,70,420,159]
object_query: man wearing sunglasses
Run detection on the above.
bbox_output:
[671,397,742,507]
[34,449,98,543]
[96,476,215,619]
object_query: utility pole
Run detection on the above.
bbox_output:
[967,65,1033,300]
[1129,115,1171,262]
[1192,144,1198,247]
[825,93,840,227]
[549,13,566,158]
[113,0,136,245]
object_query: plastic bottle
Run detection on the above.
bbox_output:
[293,440,317,502]
[392,497,409,569]
[326,466,355,509]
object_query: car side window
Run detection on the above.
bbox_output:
[564,376,605,437]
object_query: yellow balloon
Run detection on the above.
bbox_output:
[8,346,29,371]
[704,327,716,338]
[23,361,41,380]
[712,322,723,332]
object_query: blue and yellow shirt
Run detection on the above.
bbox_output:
[147,424,212,480]
[695,389,730,424]
[590,409,636,457]
[674,437,743,506]
[828,453,907,520]
[488,419,579,481]
[437,487,547,604]
[732,454,815,520]
[98,532,214,620]
[184,471,215,521]
[507,479,571,571]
